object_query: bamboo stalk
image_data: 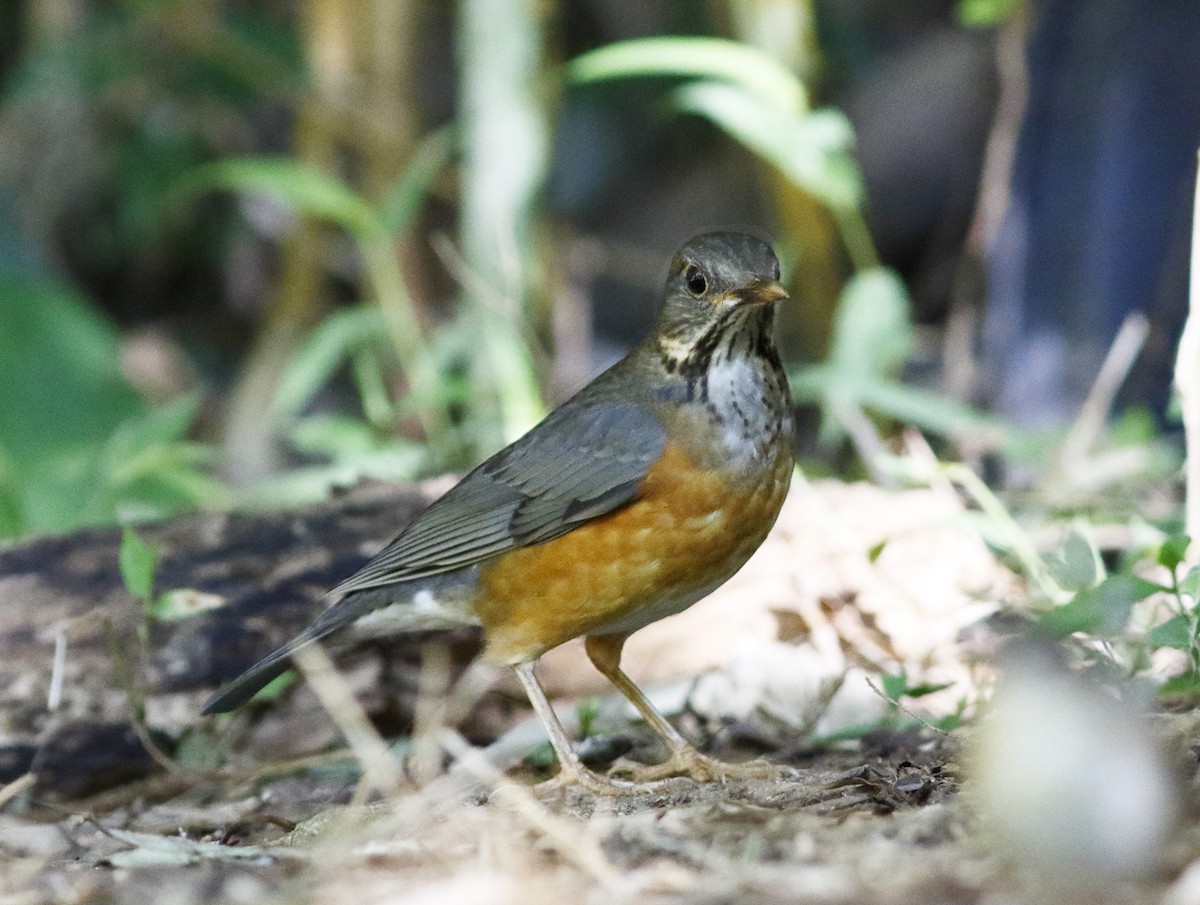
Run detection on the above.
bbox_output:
[457,0,548,449]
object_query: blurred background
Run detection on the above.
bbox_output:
[1,0,1197,540]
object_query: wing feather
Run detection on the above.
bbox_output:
[329,399,666,596]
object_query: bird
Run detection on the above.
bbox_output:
[203,231,796,795]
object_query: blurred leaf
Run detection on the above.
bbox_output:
[351,350,395,428]
[880,671,909,701]
[828,269,912,377]
[790,267,1004,444]
[0,444,23,537]
[1157,671,1200,706]
[856,380,1002,439]
[289,415,412,461]
[272,307,391,418]
[100,394,201,483]
[1181,566,1200,601]
[0,276,140,465]
[149,588,226,622]
[879,671,951,701]
[958,0,1024,28]
[1158,535,1191,572]
[523,741,557,769]
[1038,575,1164,638]
[243,442,425,511]
[1047,529,1101,592]
[793,268,910,444]
[119,527,158,603]
[1147,614,1191,651]
[576,697,602,739]
[187,157,385,243]
[935,711,964,732]
[0,276,223,536]
[1109,406,1158,446]
[904,681,954,699]
[674,82,861,210]
[172,728,226,769]
[867,540,887,563]
[568,37,808,112]
[86,396,225,525]
[379,127,455,235]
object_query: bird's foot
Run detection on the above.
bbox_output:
[534,763,677,798]
[611,746,793,784]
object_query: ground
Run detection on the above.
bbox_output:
[0,479,1194,904]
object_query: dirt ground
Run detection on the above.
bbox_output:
[2,479,1197,904]
[1,722,1193,905]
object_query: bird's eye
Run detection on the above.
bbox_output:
[771,260,781,281]
[684,264,708,297]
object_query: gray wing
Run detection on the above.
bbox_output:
[327,400,666,596]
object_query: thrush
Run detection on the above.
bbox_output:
[203,231,795,794]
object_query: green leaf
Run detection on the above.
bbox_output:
[1147,614,1191,651]
[289,415,388,459]
[0,276,141,464]
[576,697,602,739]
[934,711,964,733]
[1158,535,1191,572]
[1037,574,1164,638]
[568,37,807,112]
[903,681,954,699]
[100,394,201,483]
[867,540,887,563]
[673,82,861,209]
[958,0,1024,28]
[1158,671,1200,705]
[185,157,385,244]
[378,127,455,235]
[119,527,158,603]
[1181,566,1200,601]
[0,443,24,538]
[523,741,558,769]
[272,307,391,418]
[1109,406,1158,447]
[880,671,909,701]
[858,381,1004,441]
[794,268,914,446]
[828,269,913,379]
[148,588,227,622]
[0,276,144,536]
[1047,529,1101,592]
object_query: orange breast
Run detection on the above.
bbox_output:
[473,440,792,665]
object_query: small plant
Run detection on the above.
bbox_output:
[0,279,227,539]
[1027,530,1200,701]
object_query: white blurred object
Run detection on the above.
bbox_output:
[686,638,895,740]
[971,645,1179,881]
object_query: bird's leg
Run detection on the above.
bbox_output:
[584,634,786,784]
[512,661,669,796]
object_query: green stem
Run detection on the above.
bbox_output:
[833,204,881,273]
[361,235,453,464]
[943,462,1064,600]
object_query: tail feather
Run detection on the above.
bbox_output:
[202,578,480,715]
[200,646,297,714]
[201,596,362,714]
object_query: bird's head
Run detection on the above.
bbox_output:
[655,232,787,366]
